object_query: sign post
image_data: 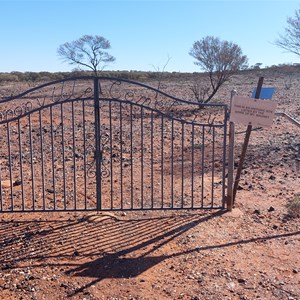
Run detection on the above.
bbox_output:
[232,77,264,205]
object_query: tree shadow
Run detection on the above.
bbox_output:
[65,223,300,297]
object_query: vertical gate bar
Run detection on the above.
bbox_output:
[150,110,154,208]
[191,123,195,208]
[181,122,184,208]
[223,107,229,209]
[99,96,103,209]
[39,110,46,210]
[171,117,174,208]
[71,101,77,209]
[0,156,2,211]
[60,103,66,210]
[28,114,35,210]
[6,123,14,210]
[109,101,113,209]
[17,119,25,210]
[140,106,144,209]
[201,126,205,207]
[211,126,216,207]
[161,114,164,208]
[82,101,87,209]
[94,78,102,211]
[119,102,123,209]
[130,104,134,208]
[50,106,56,210]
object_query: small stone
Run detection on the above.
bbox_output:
[269,175,276,180]
[268,206,275,212]
[254,209,261,215]
[60,283,69,288]
[227,282,236,291]
[13,179,22,186]
[2,180,14,188]
[238,278,246,284]
[292,268,299,274]
[272,225,278,230]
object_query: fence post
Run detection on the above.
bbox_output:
[227,90,236,211]
[94,77,102,211]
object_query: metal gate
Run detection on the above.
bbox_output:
[0,77,228,212]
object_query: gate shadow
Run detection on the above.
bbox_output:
[0,211,222,266]
[0,211,299,297]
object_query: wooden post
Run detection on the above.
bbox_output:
[232,77,264,205]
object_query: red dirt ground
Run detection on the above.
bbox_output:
[0,68,299,300]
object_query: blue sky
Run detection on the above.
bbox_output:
[0,0,299,73]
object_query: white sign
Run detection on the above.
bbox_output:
[230,96,277,127]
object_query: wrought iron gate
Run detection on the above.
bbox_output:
[0,77,228,212]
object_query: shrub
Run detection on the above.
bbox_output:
[286,193,300,217]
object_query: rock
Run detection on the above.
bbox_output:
[60,282,69,289]
[227,281,236,291]
[268,206,275,212]
[13,179,22,186]
[254,209,261,215]
[2,180,14,188]
[238,278,246,284]
[269,175,276,180]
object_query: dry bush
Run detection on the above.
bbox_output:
[286,193,300,217]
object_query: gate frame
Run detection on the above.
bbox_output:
[0,76,230,212]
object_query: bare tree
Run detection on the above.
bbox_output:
[151,55,171,98]
[57,35,115,76]
[275,8,300,56]
[189,81,210,103]
[189,36,248,103]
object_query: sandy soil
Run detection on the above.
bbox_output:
[0,67,299,300]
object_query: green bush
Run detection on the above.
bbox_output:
[0,73,19,82]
